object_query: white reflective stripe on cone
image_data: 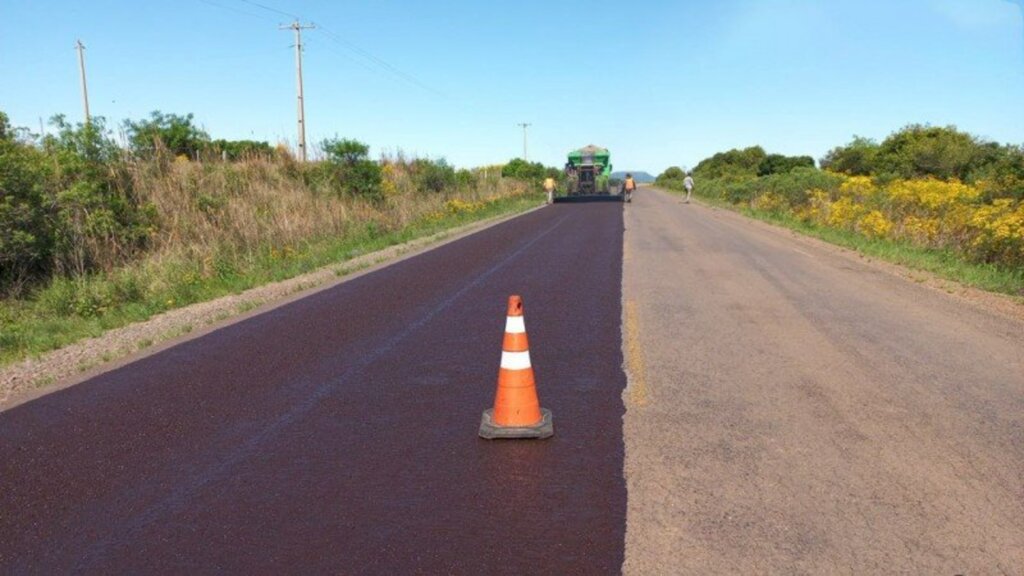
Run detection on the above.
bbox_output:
[500,350,532,370]
[504,315,526,334]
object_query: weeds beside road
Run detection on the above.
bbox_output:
[1,112,543,368]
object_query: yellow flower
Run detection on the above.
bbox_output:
[887,178,979,212]
[827,197,866,229]
[838,176,878,201]
[857,210,892,239]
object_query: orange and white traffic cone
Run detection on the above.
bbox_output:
[479,295,554,440]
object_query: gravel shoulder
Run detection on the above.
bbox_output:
[622,187,1024,573]
[0,205,542,410]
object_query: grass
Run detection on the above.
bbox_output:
[0,192,542,367]
[665,187,1024,298]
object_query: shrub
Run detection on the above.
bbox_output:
[207,139,274,161]
[970,144,1024,201]
[968,199,1024,266]
[758,154,815,176]
[455,168,474,188]
[0,112,51,293]
[501,158,546,180]
[0,114,152,294]
[124,111,210,159]
[411,158,456,194]
[693,146,766,179]
[317,138,384,202]
[821,136,879,176]
[874,125,986,182]
[656,166,687,188]
[754,168,843,208]
[674,126,1024,271]
[45,116,152,276]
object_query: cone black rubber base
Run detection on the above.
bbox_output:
[478,408,553,440]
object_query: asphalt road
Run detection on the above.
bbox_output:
[0,200,627,574]
[5,187,1024,574]
[622,188,1024,574]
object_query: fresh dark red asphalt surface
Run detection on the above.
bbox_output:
[0,201,626,574]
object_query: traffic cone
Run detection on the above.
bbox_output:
[479,295,554,440]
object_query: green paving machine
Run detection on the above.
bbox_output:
[565,145,613,196]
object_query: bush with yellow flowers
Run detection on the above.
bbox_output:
[968,199,1024,266]
[715,171,1023,269]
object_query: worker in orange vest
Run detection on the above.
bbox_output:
[622,173,636,203]
[543,176,556,204]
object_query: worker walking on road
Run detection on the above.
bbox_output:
[683,173,694,203]
[622,173,637,203]
[544,176,556,205]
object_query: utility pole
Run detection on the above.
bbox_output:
[75,39,90,124]
[280,20,315,161]
[517,122,531,161]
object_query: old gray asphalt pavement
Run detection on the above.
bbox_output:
[622,187,1024,574]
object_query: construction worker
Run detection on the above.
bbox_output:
[622,173,637,203]
[543,175,556,204]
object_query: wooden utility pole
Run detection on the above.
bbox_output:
[280,21,315,161]
[517,122,531,161]
[75,39,90,124]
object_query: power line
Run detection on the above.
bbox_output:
[314,24,448,99]
[236,0,298,19]
[212,0,447,98]
[196,0,269,21]
[304,36,386,77]
[196,0,458,144]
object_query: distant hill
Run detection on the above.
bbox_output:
[611,171,656,183]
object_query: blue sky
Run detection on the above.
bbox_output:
[1,0,1022,173]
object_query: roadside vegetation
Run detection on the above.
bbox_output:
[657,125,1024,296]
[0,110,546,366]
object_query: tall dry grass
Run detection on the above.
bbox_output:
[127,152,529,271]
[1,125,543,365]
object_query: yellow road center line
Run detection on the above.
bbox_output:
[623,300,648,406]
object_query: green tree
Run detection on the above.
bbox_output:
[875,125,981,181]
[758,154,815,176]
[1,112,152,293]
[501,158,546,180]
[124,111,210,158]
[318,138,383,201]
[656,166,687,188]
[411,158,456,193]
[322,138,370,165]
[45,115,149,276]
[659,166,686,180]
[0,112,51,293]
[821,136,879,176]
[693,146,767,179]
[968,143,1024,200]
